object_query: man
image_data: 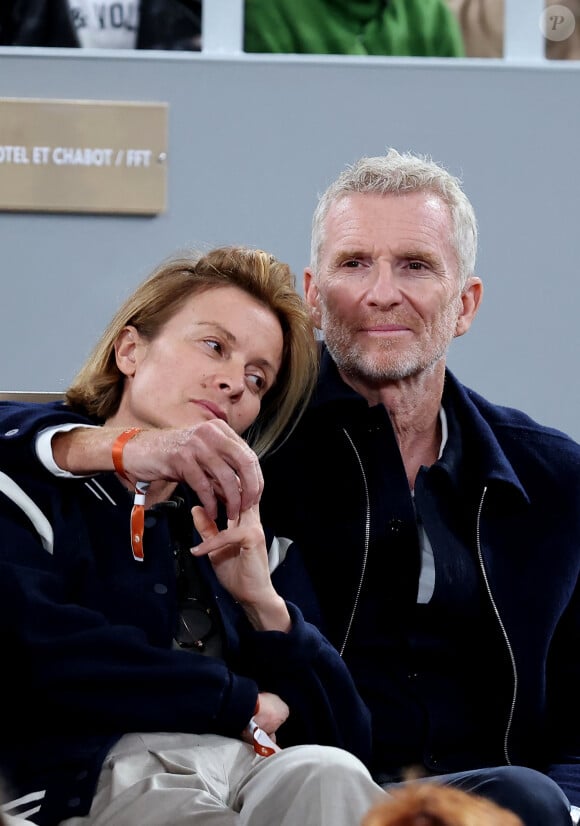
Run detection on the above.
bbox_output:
[2,153,579,825]
[259,150,580,825]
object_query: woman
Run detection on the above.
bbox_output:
[0,246,384,826]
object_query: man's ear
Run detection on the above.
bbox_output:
[455,276,483,338]
[304,268,322,330]
[114,326,141,377]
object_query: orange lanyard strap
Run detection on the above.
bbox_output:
[111,428,149,562]
[130,479,150,562]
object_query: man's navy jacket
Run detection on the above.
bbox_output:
[258,350,580,807]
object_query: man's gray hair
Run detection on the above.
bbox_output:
[310,148,478,287]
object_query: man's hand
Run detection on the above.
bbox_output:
[52,421,263,521]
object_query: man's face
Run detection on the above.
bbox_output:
[114,285,283,434]
[305,191,481,391]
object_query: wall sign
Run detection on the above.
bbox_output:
[0,97,168,215]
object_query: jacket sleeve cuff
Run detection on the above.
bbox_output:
[36,424,98,477]
[238,602,322,668]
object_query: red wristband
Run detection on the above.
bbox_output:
[112,427,142,481]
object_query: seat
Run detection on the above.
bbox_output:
[0,391,64,403]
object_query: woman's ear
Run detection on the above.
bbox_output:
[114,326,141,377]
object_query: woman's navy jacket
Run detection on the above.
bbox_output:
[0,404,371,826]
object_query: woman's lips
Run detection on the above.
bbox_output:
[193,400,228,423]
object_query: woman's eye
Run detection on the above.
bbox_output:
[205,339,223,353]
[247,374,266,391]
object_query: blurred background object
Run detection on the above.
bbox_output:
[445,0,580,59]
[361,782,523,826]
[0,0,201,50]
[243,0,466,57]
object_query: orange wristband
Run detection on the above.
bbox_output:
[112,427,142,481]
[111,428,148,563]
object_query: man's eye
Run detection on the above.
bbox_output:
[343,260,361,268]
[408,261,426,270]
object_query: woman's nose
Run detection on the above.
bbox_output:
[217,369,245,398]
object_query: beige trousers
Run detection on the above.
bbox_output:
[59,732,386,826]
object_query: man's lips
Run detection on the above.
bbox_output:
[193,400,228,423]
[362,324,410,334]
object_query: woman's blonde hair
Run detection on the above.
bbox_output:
[66,245,318,457]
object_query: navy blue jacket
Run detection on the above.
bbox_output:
[0,406,371,825]
[256,348,580,805]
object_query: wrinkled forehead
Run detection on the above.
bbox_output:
[323,191,454,251]
[327,188,452,223]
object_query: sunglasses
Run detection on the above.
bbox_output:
[174,597,217,652]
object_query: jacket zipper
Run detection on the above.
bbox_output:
[339,428,371,657]
[340,433,518,765]
[475,484,517,765]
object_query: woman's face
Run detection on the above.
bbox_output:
[112,285,283,435]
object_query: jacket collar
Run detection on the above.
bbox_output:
[442,373,529,502]
[311,344,366,408]
[312,344,528,502]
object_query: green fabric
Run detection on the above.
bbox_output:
[244,0,465,57]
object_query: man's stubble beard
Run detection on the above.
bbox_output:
[320,299,461,388]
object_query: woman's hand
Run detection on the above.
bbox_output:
[53,421,263,521]
[191,505,290,632]
[240,691,290,746]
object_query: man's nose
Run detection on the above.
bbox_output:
[365,263,402,307]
